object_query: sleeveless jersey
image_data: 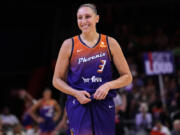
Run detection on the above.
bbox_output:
[39,100,56,132]
[67,34,116,97]
[39,100,55,120]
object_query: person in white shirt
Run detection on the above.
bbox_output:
[135,102,152,134]
[0,107,19,127]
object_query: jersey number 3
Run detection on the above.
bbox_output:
[97,60,106,73]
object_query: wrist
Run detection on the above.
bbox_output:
[71,89,79,98]
[105,82,112,90]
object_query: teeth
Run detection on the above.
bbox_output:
[82,25,89,28]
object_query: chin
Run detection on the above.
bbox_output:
[82,29,91,34]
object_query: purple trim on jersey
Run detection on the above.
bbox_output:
[69,38,74,60]
[106,36,113,59]
[78,34,101,48]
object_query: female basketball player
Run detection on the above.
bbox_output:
[53,3,132,135]
[29,88,61,135]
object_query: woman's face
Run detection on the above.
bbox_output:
[77,7,99,33]
[43,89,52,100]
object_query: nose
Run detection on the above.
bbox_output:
[81,17,87,24]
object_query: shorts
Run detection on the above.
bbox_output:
[39,118,56,133]
[66,96,115,135]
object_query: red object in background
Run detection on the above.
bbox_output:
[152,107,163,113]
[26,60,57,98]
[150,130,166,135]
[27,66,49,98]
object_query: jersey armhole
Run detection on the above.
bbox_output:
[69,37,74,61]
[106,36,113,61]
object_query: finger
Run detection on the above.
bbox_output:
[97,94,105,100]
[100,94,106,100]
[82,98,91,104]
[83,91,91,98]
[97,91,107,100]
[93,92,98,99]
[94,90,100,99]
[97,94,104,100]
[95,91,103,100]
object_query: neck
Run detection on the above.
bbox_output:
[81,30,99,42]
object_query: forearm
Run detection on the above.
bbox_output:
[106,73,132,90]
[54,110,61,121]
[53,78,78,97]
[26,94,34,102]
[55,111,67,131]
[28,111,39,122]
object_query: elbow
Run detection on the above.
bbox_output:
[127,73,133,85]
[52,76,63,90]
[52,77,58,89]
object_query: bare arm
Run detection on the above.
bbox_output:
[53,100,61,121]
[52,39,77,96]
[94,37,132,100]
[28,100,43,123]
[51,109,68,135]
[52,39,91,104]
[107,37,132,89]
[55,109,67,130]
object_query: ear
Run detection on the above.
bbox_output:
[96,15,100,23]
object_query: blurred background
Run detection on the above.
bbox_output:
[0,0,180,135]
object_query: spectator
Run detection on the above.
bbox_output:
[171,119,180,135]
[135,102,152,134]
[150,121,171,135]
[0,106,19,130]
[12,124,26,135]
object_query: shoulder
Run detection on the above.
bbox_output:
[107,36,120,47]
[11,115,18,119]
[59,37,74,58]
[61,38,73,49]
[106,36,121,56]
[162,126,170,132]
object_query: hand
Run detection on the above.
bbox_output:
[51,130,58,135]
[74,91,91,104]
[19,89,26,99]
[53,116,59,122]
[94,83,110,100]
[37,117,44,123]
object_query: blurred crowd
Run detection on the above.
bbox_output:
[112,23,180,135]
[0,23,180,135]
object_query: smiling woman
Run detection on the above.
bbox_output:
[77,4,99,35]
[53,3,132,135]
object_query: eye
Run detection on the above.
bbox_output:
[78,16,82,20]
[85,15,91,19]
